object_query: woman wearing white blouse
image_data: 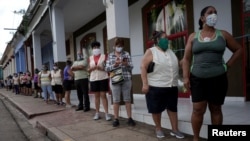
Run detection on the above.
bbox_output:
[140,31,184,139]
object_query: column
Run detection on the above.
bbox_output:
[26,46,31,72]
[51,6,67,68]
[32,31,42,69]
[11,57,15,74]
[106,0,130,39]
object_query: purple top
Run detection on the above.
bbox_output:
[33,74,39,83]
[63,65,71,80]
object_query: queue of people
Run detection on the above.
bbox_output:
[3,38,136,128]
[2,6,242,140]
[4,71,37,96]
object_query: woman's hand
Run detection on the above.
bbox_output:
[142,83,149,94]
[90,65,103,71]
[114,58,122,67]
[183,78,190,92]
[89,66,96,71]
[122,58,128,66]
[96,65,103,70]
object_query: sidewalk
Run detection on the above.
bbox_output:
[0,89,204,141]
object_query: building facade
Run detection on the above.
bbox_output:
[1,0,249,99]
[0,0,249,137]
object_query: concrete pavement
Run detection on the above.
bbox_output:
[0,94,51,141]
[0,88,205,141]
[0,95,27,141]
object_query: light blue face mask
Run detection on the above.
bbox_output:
[158,38,169,51]
[115,47,123,52]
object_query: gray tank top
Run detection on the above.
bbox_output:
[191,29,227,78]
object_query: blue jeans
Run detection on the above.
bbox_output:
[14,84,19,94]
[41,84,54,100]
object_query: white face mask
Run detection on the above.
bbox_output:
[77,54,83,60]
[115,47,123,52]
[92,48,101,56]
[206,13,217,27]
[53,66,58,70]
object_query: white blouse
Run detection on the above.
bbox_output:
[147,46,179,87]
[51,69,63,85]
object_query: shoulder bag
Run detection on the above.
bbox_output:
[110,67,124,85]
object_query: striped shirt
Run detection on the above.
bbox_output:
[39,71,51,85]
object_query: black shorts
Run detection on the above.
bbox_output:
[190,73,228,105]
[63,80,72,91]
[90,79,109,92]
[52,84,64,94]
[20,84,24,87]
[26,82,32,88]
[145,86,178,113]
[34,82,41,90]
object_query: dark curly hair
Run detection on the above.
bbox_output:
[91,41,101,48]
[199,6,215,30]
[66,60,72,65]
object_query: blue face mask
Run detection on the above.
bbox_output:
[158,38,169,51]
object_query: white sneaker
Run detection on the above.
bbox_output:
[156,130,165,138]
[170,131,185,139]
[105,113,112,121]
[93,113,100,120]
[66,104,74,108]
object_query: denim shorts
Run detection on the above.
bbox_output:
[110,79,132,103]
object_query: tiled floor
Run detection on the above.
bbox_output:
[68,90,250,139]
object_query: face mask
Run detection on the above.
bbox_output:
[158,38,169,51]
[206,13,217,27]
[53,66,58,70]
[42,67,47,71]
[92,48,101,56]
[115,47,123,52]
[77,54,83,60]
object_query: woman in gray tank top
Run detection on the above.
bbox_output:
[182,6,242,141]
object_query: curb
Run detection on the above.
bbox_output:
[0,93,52,141]
[36,121,76,141]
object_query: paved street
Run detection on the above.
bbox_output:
[0,89,207,141]
[0,94,51,141]
[0,95,27,141]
